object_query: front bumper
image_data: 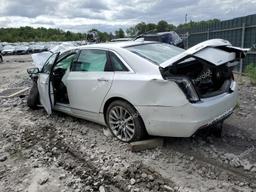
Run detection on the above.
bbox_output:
[136,82,238,137]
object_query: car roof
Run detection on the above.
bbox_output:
[139,31,176,37]
[59,40,161,75]
[78,41,154,50]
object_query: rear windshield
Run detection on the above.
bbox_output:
[126,43,184,65]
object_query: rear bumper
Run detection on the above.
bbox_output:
[136,82,238,137]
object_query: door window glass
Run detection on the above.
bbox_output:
[55,54,75,70]
[71,49,107,72]
[109,52,128,71]
[41,53,59,73]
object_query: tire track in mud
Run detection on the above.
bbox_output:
[53,120,256,190]
[15,122,124,191]
[51,111,256,190]
[50,129,178,191]
[70,116,256,186]
[11,117,178,192]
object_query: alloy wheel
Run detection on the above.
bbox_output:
[108,106,136,142]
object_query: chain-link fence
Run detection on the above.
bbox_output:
[177,14,256,73]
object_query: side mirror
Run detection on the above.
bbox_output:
[27,67,39,75]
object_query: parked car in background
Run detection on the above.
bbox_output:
[0,53,3,63]
[15,45,29,54]
[29,44,47,53]
[1,45,16,55]
[135,31,184,48]
[26,39,247,142]
[0,44,3,62]
[0,44,3,52]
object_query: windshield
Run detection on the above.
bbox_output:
[41,52,59,73]
[126,43,184,65]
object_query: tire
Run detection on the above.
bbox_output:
[211,122,223,138]
[106,100,146,142]
[0,56,3,63]
[27,82,40,109]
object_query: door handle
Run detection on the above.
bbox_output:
[97,78,109,82]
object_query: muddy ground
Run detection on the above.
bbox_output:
[0,55,256,192]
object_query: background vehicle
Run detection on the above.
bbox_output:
[0,54,3,63]
[0,42,3,62]
[0,44,3,52]
[29,44,47,53]
[15,45,29,54]
[27,39,246,142]
[135,31,184,48]
[1,45,15,55]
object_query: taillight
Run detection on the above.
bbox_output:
[172,77,200,103]
[159,67,200,102]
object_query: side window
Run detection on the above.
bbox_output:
[109,52,129,72]
[55,54,75,70]
[41,53,59,73]
[71,49,108,72]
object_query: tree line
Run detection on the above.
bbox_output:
[0,27,85,42]
[0,19,220,43]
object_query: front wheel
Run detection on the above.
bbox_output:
[106,100,146,142]
[27,82,40,110]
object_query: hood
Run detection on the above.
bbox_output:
[31,43,76,69]
[160,39,249,68]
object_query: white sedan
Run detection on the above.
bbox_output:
[27,39,247,142]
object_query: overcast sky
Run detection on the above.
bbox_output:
[0,0,255,32]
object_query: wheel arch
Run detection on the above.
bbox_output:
[102,96,147,133]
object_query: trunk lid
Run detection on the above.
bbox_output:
[160,39,249,68]
[159,39,249,101]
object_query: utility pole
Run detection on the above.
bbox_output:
[239,23,245,74]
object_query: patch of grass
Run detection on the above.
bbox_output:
[245,63,256,84]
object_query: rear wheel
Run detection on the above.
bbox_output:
[0,56,3,63]
[106,100,145,142]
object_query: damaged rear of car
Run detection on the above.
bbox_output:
[126,39,247,138]
[159,39,247,102]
